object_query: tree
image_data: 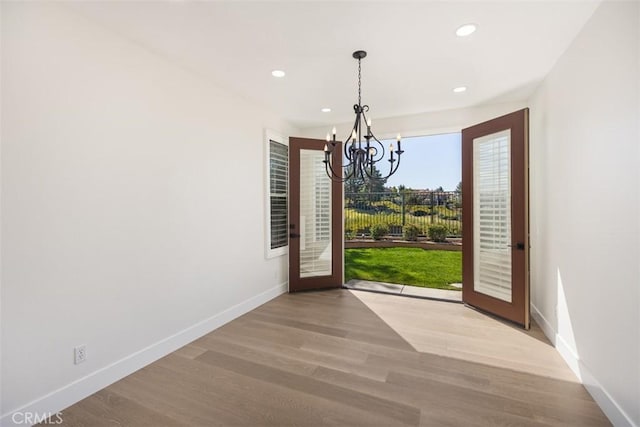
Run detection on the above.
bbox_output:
[344,165,365,197]
[454,181,463,208]
[344,166,387,202]
[364,165,388,195]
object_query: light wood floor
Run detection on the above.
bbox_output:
[55,290,610,426]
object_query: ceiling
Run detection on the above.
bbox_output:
[67,1,601,129]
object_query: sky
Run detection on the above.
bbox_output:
[380,132,461,191]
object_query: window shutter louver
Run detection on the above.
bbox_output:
[473,130,512,302]
[269,140,288,250]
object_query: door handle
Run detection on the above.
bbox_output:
[508,242,526,250]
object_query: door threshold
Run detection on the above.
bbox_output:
[343,279,462,304]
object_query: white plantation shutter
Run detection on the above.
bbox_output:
[473,129,512,302]
[299,149,332,278]
[269,140,288,251]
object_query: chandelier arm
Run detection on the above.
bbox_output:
[380,150,403,180]
[342,157,356,169]
[365,162,392,181]
[361,153,384,180]
[337,139,358,173]
[359,110,386,162]
[325,158,353,183]
[360,110,375,162]
[365,131,387,163]
[324,158,347,181]
[360,110,369,142]
[325,163,346,182]
[343,113,361,159]
[325,141,358,182]
[360,144,403,181]
[362,165,387,181]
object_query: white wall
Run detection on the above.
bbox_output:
[529,1,639,426]
[299,101,528,140]
[1,2,294,423]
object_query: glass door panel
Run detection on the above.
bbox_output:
[299,149,332,278]
[473,130,512,302]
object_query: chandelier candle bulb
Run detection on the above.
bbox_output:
[326,133,330,142]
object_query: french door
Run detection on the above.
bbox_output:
[288,137,343,291]
[462,109,530,328]
[286,110,529,326]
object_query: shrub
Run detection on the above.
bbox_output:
[428,224,449,242]
[403,224,421,241]
[345,229,355,240]
[370,223,389,241]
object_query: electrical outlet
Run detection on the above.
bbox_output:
[74,345,87,365]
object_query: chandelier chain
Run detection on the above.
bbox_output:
[358,58,361,107]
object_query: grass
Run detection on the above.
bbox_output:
[345,248,462,290]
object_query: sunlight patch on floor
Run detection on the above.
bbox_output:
[348,289,580,383]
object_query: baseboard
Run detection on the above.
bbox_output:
[531,304,637,427]
[532,304,582,380]
[0,282,288,427]
[530,303,556,346]
[580,361,638,427]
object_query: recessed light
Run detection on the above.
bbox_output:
[321,108,331,113]
[453,86,467,93]
[271,70,286,78]
[456,24,477,37]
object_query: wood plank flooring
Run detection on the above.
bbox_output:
[55,290,610,426]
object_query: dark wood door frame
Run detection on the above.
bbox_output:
[462,108,530,328]
[289,137,343,292]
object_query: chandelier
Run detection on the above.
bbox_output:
[323,50,403,182]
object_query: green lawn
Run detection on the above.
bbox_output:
[345,248,462,290]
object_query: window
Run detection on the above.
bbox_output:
[265,130,288,258]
